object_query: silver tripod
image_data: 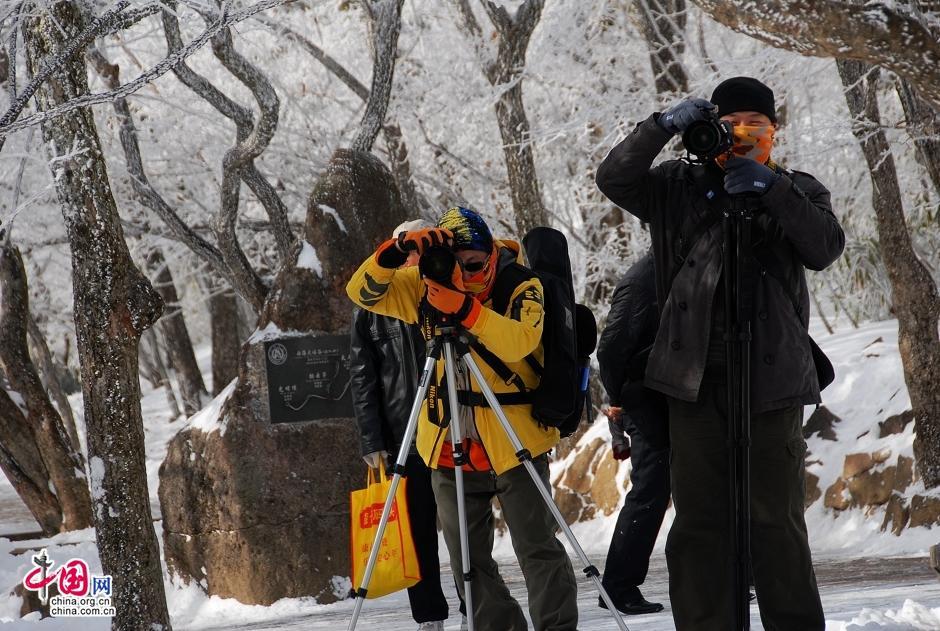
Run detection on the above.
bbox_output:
[347,327,630,631]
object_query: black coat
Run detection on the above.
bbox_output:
[596,115,845,412]
[349,308,426,457]
[597,251,659,406]
[597,251,668,449]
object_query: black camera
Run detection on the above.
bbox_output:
[419,246,458,286]
[682,112,734,161]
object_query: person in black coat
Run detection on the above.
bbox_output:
[596,251,670,616]
[349,220,452,630]
[595,77,842,630]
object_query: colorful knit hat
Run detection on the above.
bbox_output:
[436,207,493,252]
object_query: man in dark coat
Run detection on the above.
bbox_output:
[595,77,843,630]
[596,251,670,616]
[349,220,451,631]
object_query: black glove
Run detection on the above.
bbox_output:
[723,156,780,196]
[657,98,716,135]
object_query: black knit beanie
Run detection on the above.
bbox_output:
[710,77,776,122]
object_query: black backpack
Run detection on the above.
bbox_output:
[481,227,597,437]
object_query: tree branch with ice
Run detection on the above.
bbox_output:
[691,0,940,109]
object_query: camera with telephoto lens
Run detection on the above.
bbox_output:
[419,245,458,287]
[682,111,734,160]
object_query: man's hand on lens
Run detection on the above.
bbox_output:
[657,97,716,135]
[396,227,453,255]
[723,156,780,196]
[362,450,388,469]
[424,279,476,320]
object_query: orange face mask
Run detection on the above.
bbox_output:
[715,124,775,169]
[463,245,498,296]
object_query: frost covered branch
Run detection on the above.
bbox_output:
[253,15,370,100]
[86,47,230,281]
[0,0,130,146]
[0,0,290,141]
[199,0,295,264]
[691,0,940,109]
[351,0,404,153]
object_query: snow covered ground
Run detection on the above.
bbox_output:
[0,321,939,629]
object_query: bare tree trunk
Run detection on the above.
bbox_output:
[0,242,92,531]
[26,315,81,454]
[383,121,427,213]
[896,79,940,197]
[453,0,548,235]
[24,2,172,628]
[636,0,690,98]
[838,60,940,489]
[208,280,241,395]
[352,0,405,154]
[483,0,548,235]
[144,328,182,420]
[146,249,206,416]
[0,386,63,534]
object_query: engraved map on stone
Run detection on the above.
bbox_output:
[264,335,353,423]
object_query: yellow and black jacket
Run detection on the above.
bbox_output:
[345,240,558,475]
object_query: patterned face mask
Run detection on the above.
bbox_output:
[715,124,776,169]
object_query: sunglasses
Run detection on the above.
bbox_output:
[457,256,490,274]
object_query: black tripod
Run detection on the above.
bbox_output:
[722,196,755,630]
[347,323,630,631]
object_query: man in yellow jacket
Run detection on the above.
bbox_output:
[346,207,578,631]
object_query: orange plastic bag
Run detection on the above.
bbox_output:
[349,461,421,598]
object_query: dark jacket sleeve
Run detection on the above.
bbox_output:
[348,308,385,456]
[761,170,845,271]
[597,253,659,406]
[595,114,675,222]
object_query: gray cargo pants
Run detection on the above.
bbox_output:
[431,455,578,631]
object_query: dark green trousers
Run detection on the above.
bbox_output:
[431,456,578,631]
[666,382,825,631]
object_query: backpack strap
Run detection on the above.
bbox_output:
[489,262,535,315]
[467,262,538,397]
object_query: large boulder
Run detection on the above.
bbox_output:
[803,406,841,441]
[159,404,361,604]
[590,450,622,516]
[159,150,409,605]
[909,495,940,529]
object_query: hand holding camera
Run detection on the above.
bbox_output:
[658,97,716,135]
[723,156,779,196]
[424,263,479,323]
[396,227,453,255]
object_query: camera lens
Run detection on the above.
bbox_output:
[683,120,721,156]
[419,246,457,285]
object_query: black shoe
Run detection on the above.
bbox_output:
[598,594,665,615]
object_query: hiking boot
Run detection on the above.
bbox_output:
[416,622,444,631]
[598,593,665,615]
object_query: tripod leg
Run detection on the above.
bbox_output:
[458,352,631,631]
[441,341,476,631]
[348,350,441,631]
